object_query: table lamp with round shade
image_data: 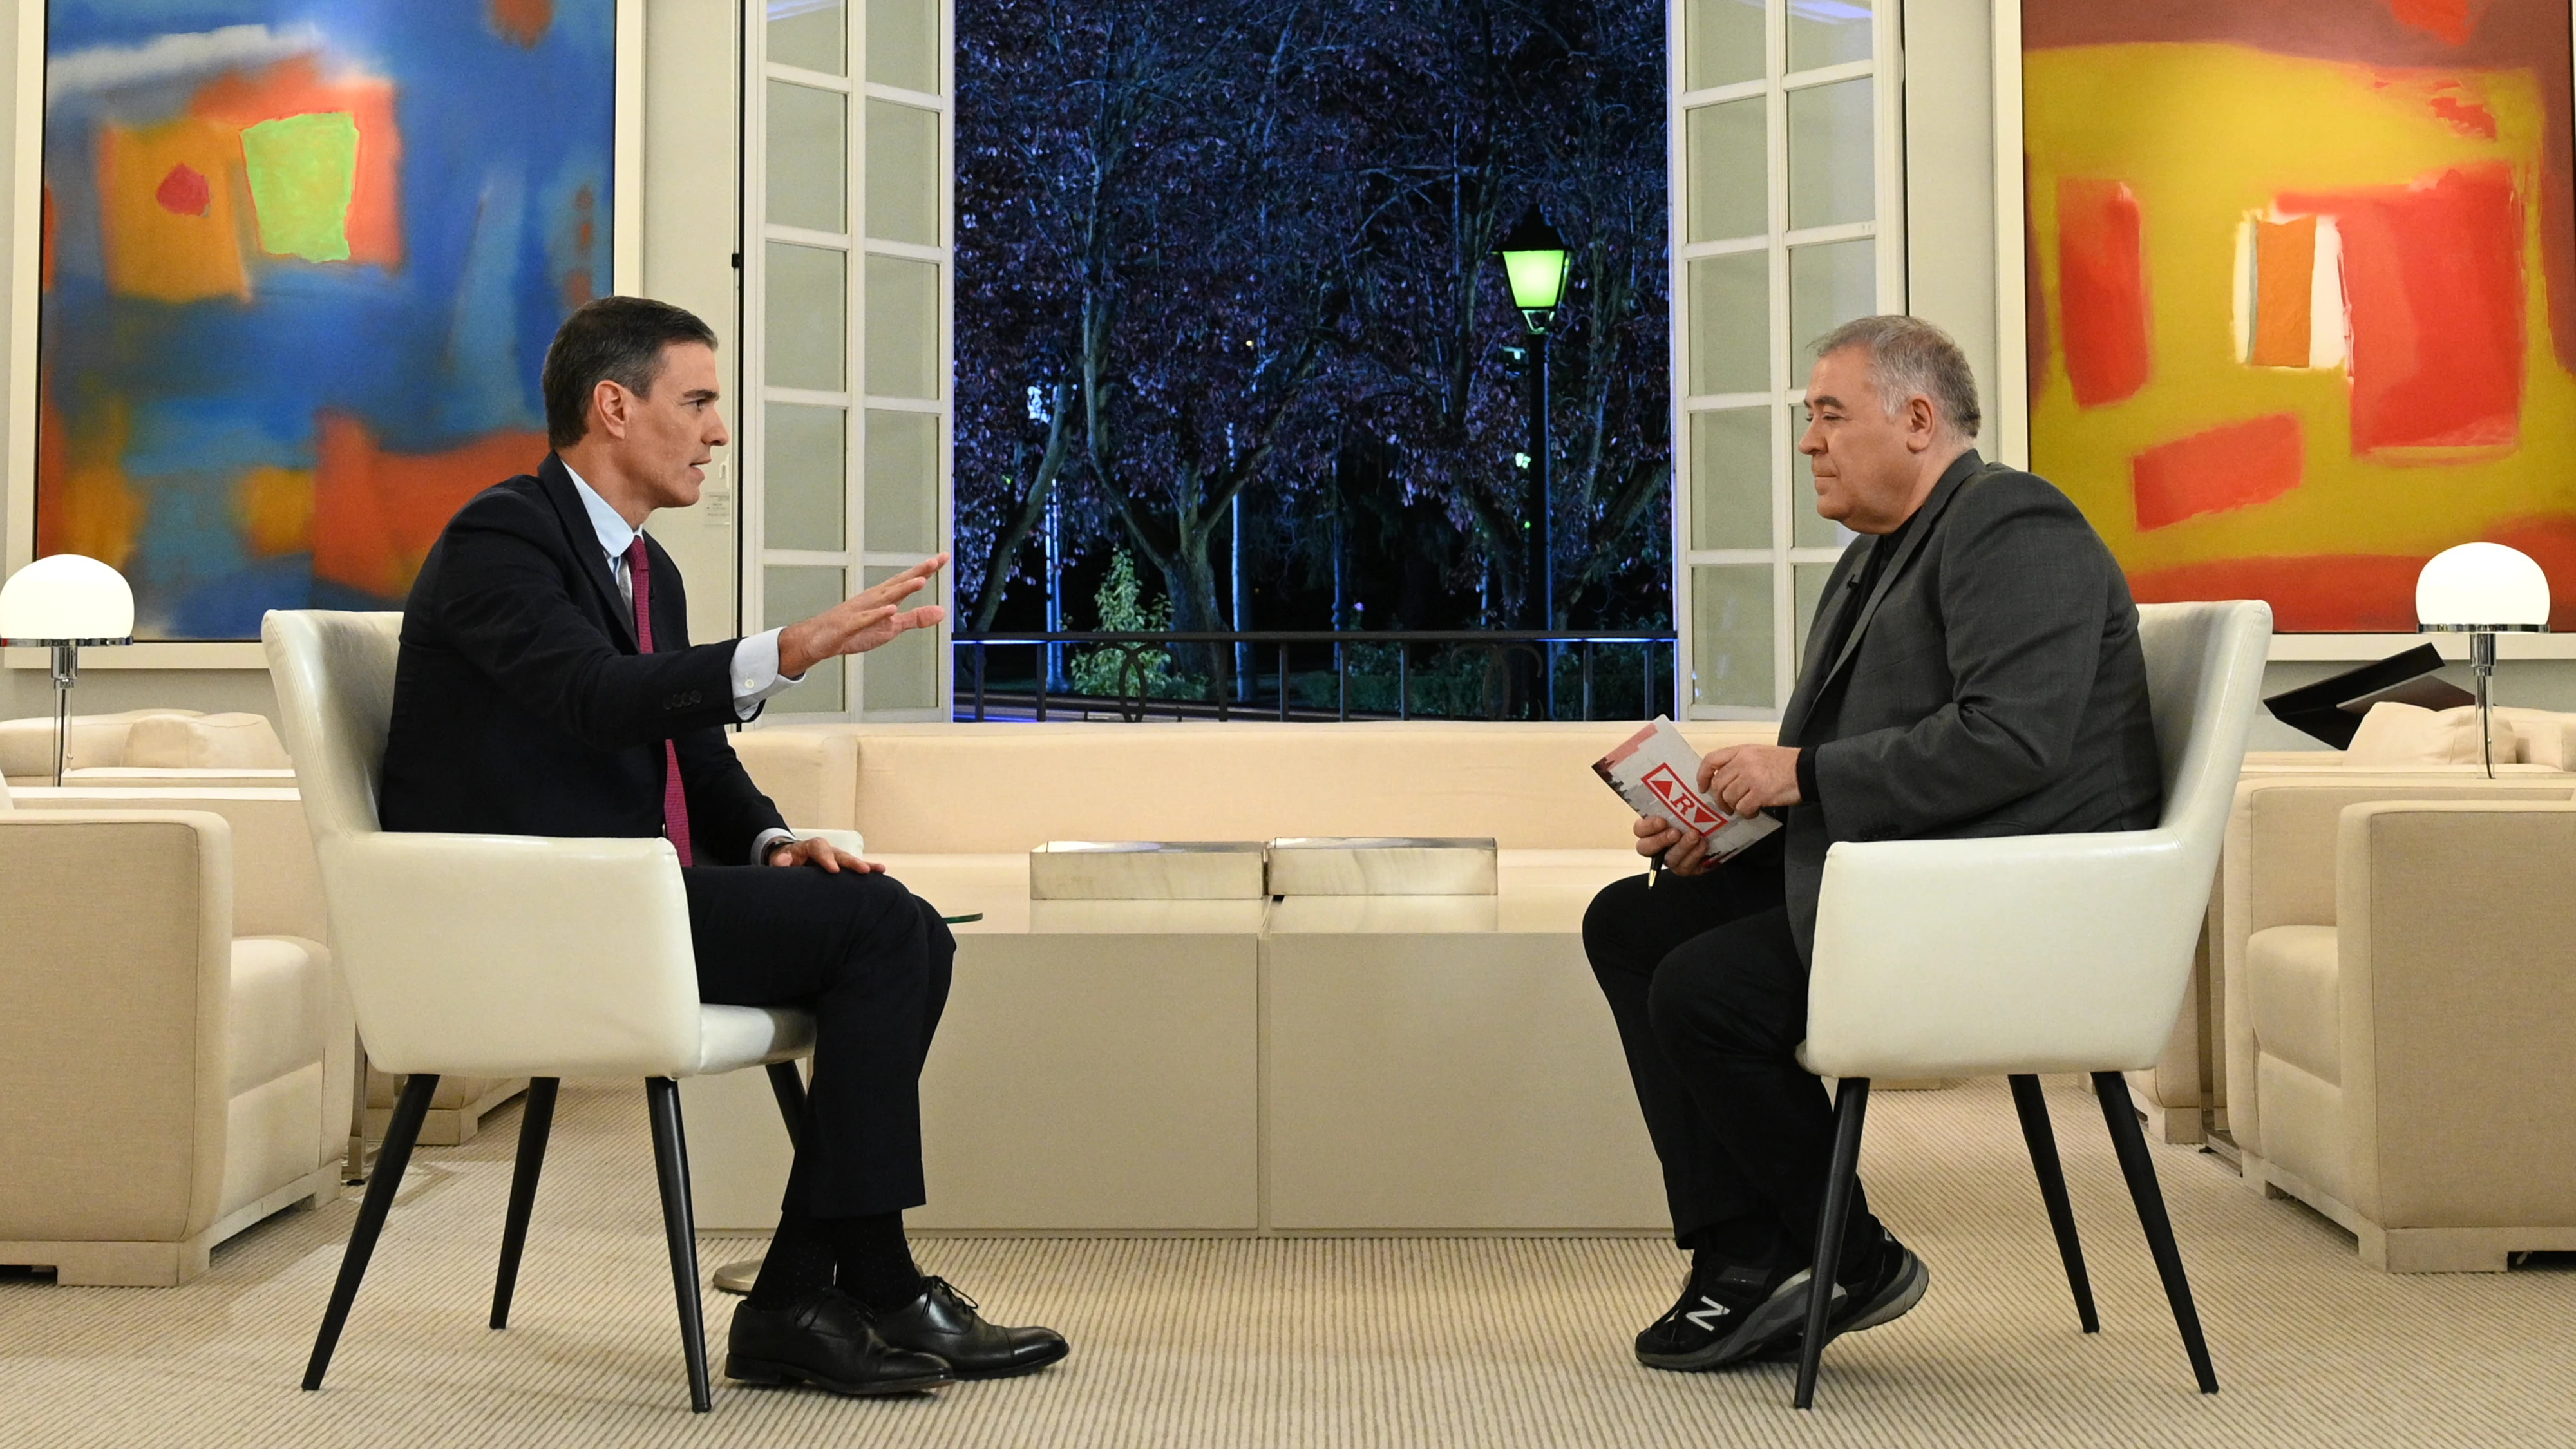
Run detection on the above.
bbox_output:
[2416,542,2551,777]
[0,553,136,786]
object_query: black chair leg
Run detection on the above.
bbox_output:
[2091,1071,2219,1394]
[489,1077,560,1330]
[2010,1074,2100,1333]
[1794,1077,1871,1411]
[304,1071,440,1392]
[764,1061,808,1150]
[646,1077,714,1413]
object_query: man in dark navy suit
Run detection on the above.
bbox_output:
[381,296,1066,1397]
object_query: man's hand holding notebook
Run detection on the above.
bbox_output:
[1593,717,1782,879]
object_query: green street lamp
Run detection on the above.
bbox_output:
[1495,205,1567,715]
[1499,205,1571,332]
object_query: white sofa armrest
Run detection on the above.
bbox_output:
[734,727,859,832]
[15,787,322,940]
[0,810,234,1244]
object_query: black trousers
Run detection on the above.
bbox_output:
[1581,838,1883,1271]
[683,864,954,1218]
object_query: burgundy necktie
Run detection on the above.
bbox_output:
[625,536,694,867]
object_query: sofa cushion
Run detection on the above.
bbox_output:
[2347,703,2526,768]
[124,712,292,770]
[2491,707,2576,770]
[0,709,200,777]
[2255,1052,2348,1206]
[227,936,327,1098]
[220,1063,325,1218]
[2247,924,2340,1086]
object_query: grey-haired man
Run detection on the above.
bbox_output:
[1582,316,2162,1370]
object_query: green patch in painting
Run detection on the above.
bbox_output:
[241,111,359,261]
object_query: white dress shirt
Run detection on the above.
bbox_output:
[565,463,800,866]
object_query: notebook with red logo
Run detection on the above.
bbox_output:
[1593,717,1781,862]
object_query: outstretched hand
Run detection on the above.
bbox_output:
[778,554,949,677]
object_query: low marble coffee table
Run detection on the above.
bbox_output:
[1262,849,1667,1231]
[685,848,1671,1247]
[682,853,1266,1240]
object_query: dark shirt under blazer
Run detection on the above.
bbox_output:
[1776,450,2163,956]
[379,453,788,864]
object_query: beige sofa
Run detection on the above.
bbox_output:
[730,719,1779,851]
[0,709,296,789]
[2231,794,2576,1269]
[0,784,350,1284]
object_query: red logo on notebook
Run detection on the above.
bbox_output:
[1643,762,1723,833]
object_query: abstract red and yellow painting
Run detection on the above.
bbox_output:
[2024,0,2576,630]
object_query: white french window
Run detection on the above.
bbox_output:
[741,0,954,719]
[1670,0,1904,718]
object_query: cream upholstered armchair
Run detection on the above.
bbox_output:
[2232,793,2576,1270]
[1792,600,2272,1408]
[262,610,815,1414]
[0,785,348,1284]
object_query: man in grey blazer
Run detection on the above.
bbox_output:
[1582,316,2161,1372]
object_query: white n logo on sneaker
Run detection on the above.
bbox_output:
[1683,1296,1732,1332]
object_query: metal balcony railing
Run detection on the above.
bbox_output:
[951,630,1678,723]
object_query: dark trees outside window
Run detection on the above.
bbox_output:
[954,0,1669,681]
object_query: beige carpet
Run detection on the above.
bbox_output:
[3,1077,2570,1448]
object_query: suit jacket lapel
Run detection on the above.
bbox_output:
[1779,545,1863,744]
[536,453,638,652]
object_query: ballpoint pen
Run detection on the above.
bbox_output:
[1647,848,1666,888]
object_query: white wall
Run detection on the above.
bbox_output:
[1900,0,1998,436]
[0,0,745,724]
[639,0,742,649]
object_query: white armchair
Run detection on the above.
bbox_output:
[0,794,346,1284]
[1792,600,2272,1407]
[262,610,815,1414]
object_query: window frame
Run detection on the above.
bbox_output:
[1670,0,1908,719]
[739,0,956,721]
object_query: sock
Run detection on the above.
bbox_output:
[828,1210,926,1312]
[1685,1215,1783,1279]
[748,1212,837,1309]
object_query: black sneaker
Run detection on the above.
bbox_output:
[1832,1232,1930,1337]
[1634,1259,1843,1372]
[1757,1233,1933,1361]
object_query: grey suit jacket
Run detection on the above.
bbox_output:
[1775,450,2162,957]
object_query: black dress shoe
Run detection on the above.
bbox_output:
[727,1288,956,1396]
[873,1276,1070,1379]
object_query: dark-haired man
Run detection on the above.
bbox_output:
[1582,315,2161,1371]
[382,296,1066,1397]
